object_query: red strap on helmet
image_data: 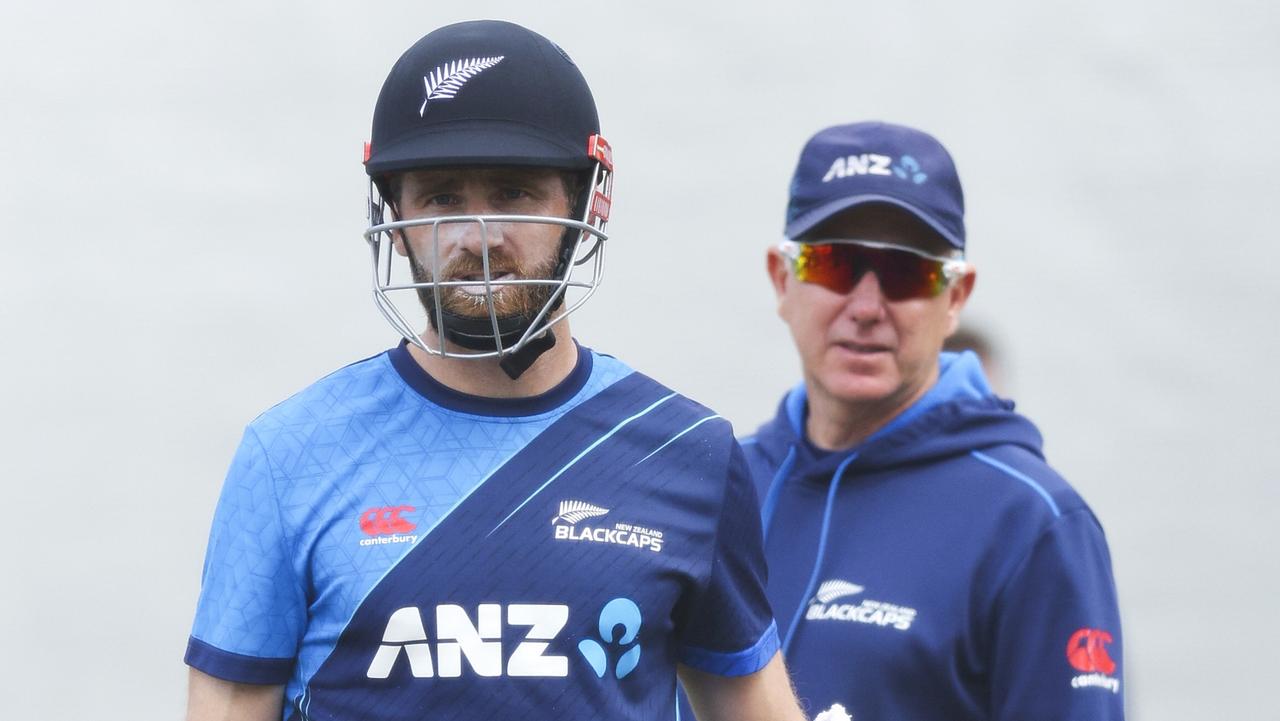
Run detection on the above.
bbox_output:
[589,192,611,223]
[588,135,613,172]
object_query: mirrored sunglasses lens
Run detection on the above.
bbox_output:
[875,249,944,300]
[795,243,856,293]
[795,244,945,300]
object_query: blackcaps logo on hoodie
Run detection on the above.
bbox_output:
[806,579,918,631]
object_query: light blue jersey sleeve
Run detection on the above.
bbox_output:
[186,427,306,684]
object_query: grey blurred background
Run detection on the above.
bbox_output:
[2,0,1277,718]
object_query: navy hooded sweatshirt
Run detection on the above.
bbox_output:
[745,352,1124,721]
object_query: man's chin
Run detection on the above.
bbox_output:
[826,381,895,404]
[816,364,901,405]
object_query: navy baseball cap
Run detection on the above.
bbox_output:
[784,122,966,250]
[365,20,600,177]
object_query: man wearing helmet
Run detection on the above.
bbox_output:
[183,20,805,721]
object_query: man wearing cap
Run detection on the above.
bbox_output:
[749,122,1125,720]
[183,20,805,721]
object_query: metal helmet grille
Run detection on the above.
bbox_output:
[363,159,612,359]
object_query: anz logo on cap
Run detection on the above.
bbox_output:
[419,56,505,117]
[822,153,928,185]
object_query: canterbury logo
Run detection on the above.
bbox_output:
[419,56,505,116]
[1067,628,1117,675]
[552,500,609,525]
[361,506,417,536]
[814,579,865,604]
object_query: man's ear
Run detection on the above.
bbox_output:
[945,267,977,335]
[767,248,790,301]
[386,202,409,257]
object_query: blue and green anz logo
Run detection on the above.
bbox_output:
[821,153,929,185]
[364,599,644,680]
[579,598,642,679]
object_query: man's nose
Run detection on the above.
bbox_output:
[436,215,509,258]
[842,269,887,324]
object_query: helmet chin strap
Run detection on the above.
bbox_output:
[439,227,583,380]
[432,305,559,381]
[412,206,586,380]
[498,332,557,380]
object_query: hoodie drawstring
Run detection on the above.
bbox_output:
[760,445,797,542]
[781,452,858,655]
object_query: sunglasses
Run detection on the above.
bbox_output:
[778,239,968,300]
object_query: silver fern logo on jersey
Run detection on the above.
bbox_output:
[553,500,609,525]
[419,56,505,117]
[807,578,917,631]
[552,499,664,553]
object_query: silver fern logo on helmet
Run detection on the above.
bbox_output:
[419,56,505,117]
[553,500,609,525]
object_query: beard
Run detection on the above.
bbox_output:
[410,248,561,324]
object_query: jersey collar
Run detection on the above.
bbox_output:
[388,339,594,417]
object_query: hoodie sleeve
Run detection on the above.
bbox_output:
[674,443,780,676]
[990,507,1125,720]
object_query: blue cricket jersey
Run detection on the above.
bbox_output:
[187,341,778,721]
[728,351,1125,721]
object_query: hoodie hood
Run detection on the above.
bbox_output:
[749,351,1044,485]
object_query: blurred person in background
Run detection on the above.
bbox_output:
[742,121,1124,721]
[943,324,1006,395]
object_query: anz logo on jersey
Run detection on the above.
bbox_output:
[366,598,643,680]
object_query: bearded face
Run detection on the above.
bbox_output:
[409,244,562,324]
[387,167,580,345]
